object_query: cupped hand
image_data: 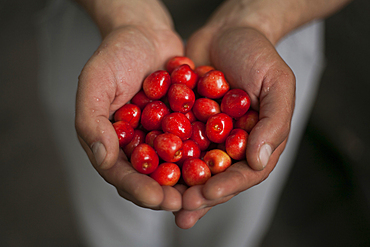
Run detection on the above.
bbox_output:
[75,25,184,211]
[175,25,296,228]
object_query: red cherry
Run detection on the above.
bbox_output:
[184,110,197,123]
[150,163,181,186]
[191,121,211,151]
[123,129,145,159]
[192,98,221,123]
[114,103,141,129]
[162,112,192,141]
[197,70,229,99]
[131,90,153,110]
[182,158,211,186]
[167,83,195,113]
[153,133,183,163]
[221,89,251,118]
[143,70,171,100]
[141,101,170,131]
[177,140,201,166]
[124,58,260,182]
[170,64,198,89]
[206,113,233,143]
[225,129,248,160]
[145,130,163,148]
[203,149,232,174]
[131,143,159,174]
[113,121,134,148]
[165,56,195,74]
[194,65,215,77]
[234,109,259,133]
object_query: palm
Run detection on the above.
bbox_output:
[75,25,184,211]
[174,26,295,229]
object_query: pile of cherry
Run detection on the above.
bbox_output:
[112,56,258,187]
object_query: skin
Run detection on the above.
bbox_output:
[74,0,353,229]
[75,0,184,211]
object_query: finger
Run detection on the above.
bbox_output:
[117,182,182,212]
[246,75,294,171]
[182,185,235,211]
[159,186,182,211]
[174,207,213,229]
[210,27,295,170]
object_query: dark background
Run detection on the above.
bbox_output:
[1,0,369,246]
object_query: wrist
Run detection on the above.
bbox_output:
[203,0,352,46]
[75,0,174,38]
[203,0,297,45]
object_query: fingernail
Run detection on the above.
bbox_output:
[259,144,272,169]
[92,142,106,167]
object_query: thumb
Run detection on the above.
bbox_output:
[246,65,295,171]
[75,113,118,171]
[75,63,137,170]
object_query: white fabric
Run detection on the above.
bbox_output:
[37,1,325,246]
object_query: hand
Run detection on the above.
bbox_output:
[75,23,185,211]
[175,18,296,229]
[74,0,349,228]
[173,0,354,230]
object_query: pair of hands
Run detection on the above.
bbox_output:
[75,1,295,229]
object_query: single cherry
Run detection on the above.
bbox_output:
[167,83,195,113]
[143,70,171,100]
[206,113,233,143]
[221,89,251,118]
[150,163,181,186]
[176,140,201,166]
[145,130,163,148]
[170,64,198,90]
[131,90,153,110]
[114,103,141,129]
[192,98,221,123]
[203,149,232,174]
[225,129,248,160]
[197,70,229,99]
[131,143,159,174]
[141,101,170,131]
[234,109,259,133]
[194,65,215,77]
[182,158,211,186]
[165,56,195,74]
[153,133,183,163]
[191,121,211,151]
[184,110,197,123]
[113,120,135,148]
[123,129,145,159]
[162,112,192,141]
